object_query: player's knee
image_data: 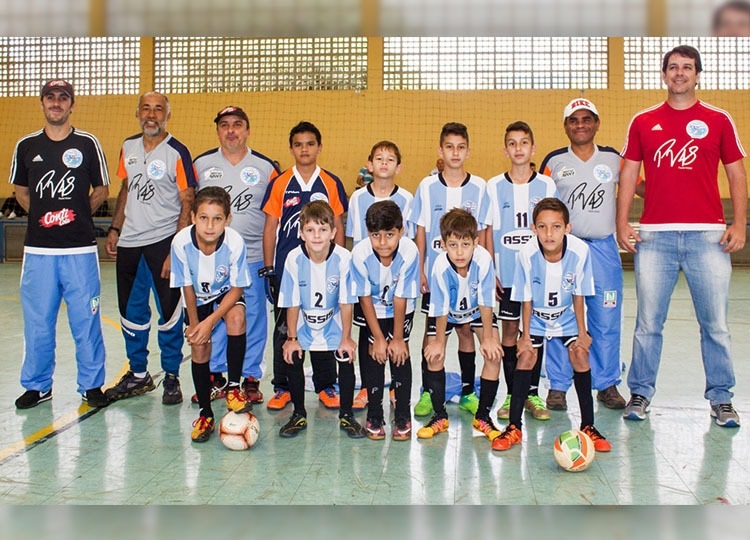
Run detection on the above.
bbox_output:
[517,349,537,370]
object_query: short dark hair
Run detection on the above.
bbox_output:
[365,200,403,232]
[504,120,535,145]
[440,122,469,146]
[713,1,750,32]
[662,45,703,74]
[193,186,230,216]
[368,140,402,164]
[289,121,322,146]
[440,208,477,241]
[532,197,569,225]
[300,200,334,228]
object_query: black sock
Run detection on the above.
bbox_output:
[227,334,246,386]
[337,359,355,417]
[424,368,447,418]
[510,368,532,429]
[477,377,499,420]
[529,342,544,396]
[192,362,213,419]
[574,369,594,428]
[287,351,307,417]
[501,345,517,394]
[458,350,476,395]
[420,350,428,392]
[391,356,413,422]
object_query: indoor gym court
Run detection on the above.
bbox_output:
[0,31,749,506]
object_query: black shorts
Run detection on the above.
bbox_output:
[529,334,577,349]
[184,292,246,326]
[353,302,366,327]
[426,312,498,336]
[497,286,521,321]
[364,312,415,343]
[420,292,431,314]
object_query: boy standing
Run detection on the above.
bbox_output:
[347,140,414,409]
[350,201,420,440]
[261,121,348,411]
[170,187,252,442]
[485,121,558,422]
[493,198,610,452]
[278,201,365,439]
[409,122,490,418]
[419,209,503,440]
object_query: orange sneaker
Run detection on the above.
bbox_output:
[191,416,214,442]
[416,415,449,439]
[267,389,291,410]
[318,387,340,409]
[582,424,611,452]
[353,388,368,410]
[491,424,523,451]
[226,387,253,413]
[472,416,502,441]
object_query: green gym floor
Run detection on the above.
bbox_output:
[1,262,749,506]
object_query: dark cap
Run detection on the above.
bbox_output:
[214,106,249,125]
[41,79,75,102]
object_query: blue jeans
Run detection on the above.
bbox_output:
[628,230,735,405]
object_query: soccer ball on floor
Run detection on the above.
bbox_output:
[219,411,260,450]
[553,429,595,472]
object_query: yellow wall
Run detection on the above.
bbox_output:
[1,37,747,199]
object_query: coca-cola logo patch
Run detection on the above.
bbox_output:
[39,208,76,228]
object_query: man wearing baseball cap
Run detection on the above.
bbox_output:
[11,79,111,409]
[539,97,635,412]
[191,106,280,406]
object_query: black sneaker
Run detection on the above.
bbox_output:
[162,374,183,405]
[15,389,52,409]
[339,413,366,439]
[82,388,110,408]
[279,412,308,438]
[104,371,156,401]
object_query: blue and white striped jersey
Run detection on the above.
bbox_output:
[346,183,415,244]
[170,225,251,307]
[428,245,495,325]
[349,236,420,318]
[484,172,559,286]
[511,234,594,337]
[408,173,489,280]
[278,243,357,351]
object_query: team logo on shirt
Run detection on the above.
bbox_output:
[327,275,340,293]
[686,120,709,139]
[90,295,100,315]
[470,281,479,297]
[62,148,83,168]
[204,168,223,181]
[561,272,576,291]
[240,167,261,186]
[310,192,329,203]
[593,164,613,183]
[147,159,167,180]
[215,265,229,283]
[462,201,477,214]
